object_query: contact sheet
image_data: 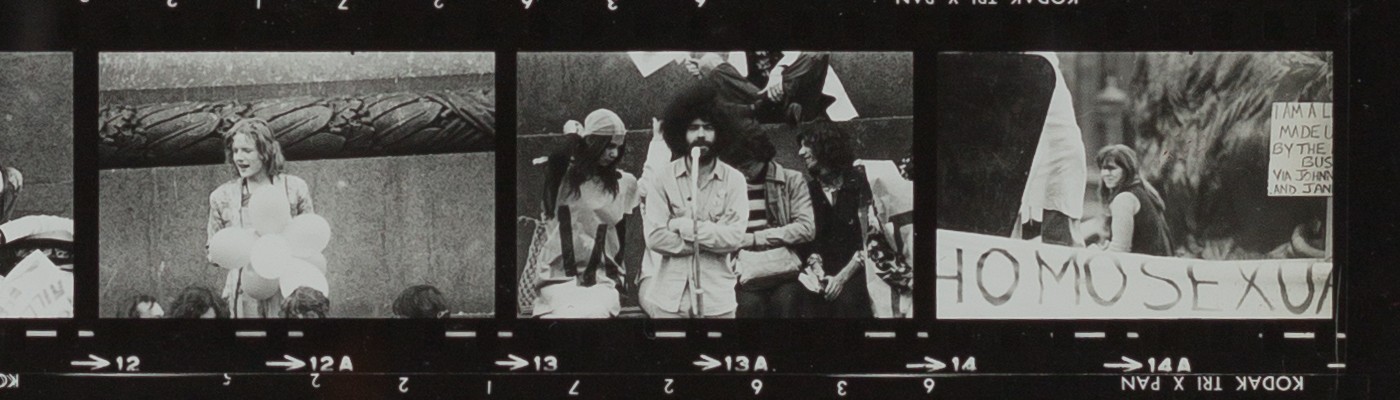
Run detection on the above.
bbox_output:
[0,0,1389,398]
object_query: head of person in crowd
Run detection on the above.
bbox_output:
[168,286,228,319]
[543,109,628,218]
[126,294,164,319]
[281,286,330,319]
[796,122,856,177]
[392,284,450,318]
[720,133,778,182]
[1096,144,1165,208]
[661,82,733,163]
[222,118,286,181]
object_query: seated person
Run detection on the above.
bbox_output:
[683,51,834,126]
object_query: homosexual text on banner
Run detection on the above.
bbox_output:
[936,230,1333,319]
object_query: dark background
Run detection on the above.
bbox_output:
[0,0,1383,397]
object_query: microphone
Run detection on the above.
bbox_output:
[689,146,707,161]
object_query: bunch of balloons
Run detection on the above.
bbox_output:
[207,186,332,300]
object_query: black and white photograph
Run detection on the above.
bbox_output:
[99,52,496,318]
[936,52,1335,319]
[517,52,913,319]
[0,53,74,318]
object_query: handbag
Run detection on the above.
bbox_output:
[518,213,551,317]
[735,246,802,290]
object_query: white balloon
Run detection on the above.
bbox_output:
[248,185,292,235]
[249,233,293,280]
[291,250,328,274]
[284,214,331,254]
[279,259,330,298]
[207,227,257,270]
[239,267,280,300]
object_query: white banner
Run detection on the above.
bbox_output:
[936,230,1333,320]
[0,252,73,318]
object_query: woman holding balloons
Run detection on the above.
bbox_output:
[205,119,321,318]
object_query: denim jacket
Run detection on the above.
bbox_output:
[745,161,815,249]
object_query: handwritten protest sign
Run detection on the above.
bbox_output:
[936,230,1333,319]
[0,251,73,318]
[1268,102,1332,196]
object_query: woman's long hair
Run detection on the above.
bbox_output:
[798,122,856,176]
[222,118,286,180]
[1096,144,1166,213]
[541,134,625,218]
[167,286,228,319]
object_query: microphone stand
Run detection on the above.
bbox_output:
[689,147,705,318]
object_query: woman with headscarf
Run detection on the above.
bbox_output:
[531,109,639,318]
[1094,145,1173,256]
[207,118,314,318]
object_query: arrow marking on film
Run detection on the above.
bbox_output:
[1104,356,1143,372]
[905,357,946,372]
[70,354,110,371]
[495,354,528,371]
[266,355,306,371]
[693,354,721,371]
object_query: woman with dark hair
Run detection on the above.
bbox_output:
[532,109,639,318]
[167,286,229,319]
[797,122,873,318]
[126,294,164,318]
[1094,144,1172,257]
[393,285,449,318]
[207,118,314,318]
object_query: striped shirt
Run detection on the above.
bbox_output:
[746,181,768,233]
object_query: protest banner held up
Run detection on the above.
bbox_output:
[936,230,1333,320]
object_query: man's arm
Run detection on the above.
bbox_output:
[638,118,671,200]
[644,173,695,256]
[693,174,751,253]
[1107,193,1140,253]
[751,173,816,246]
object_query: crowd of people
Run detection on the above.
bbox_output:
[528,52,913,319]
[126,284,455,319]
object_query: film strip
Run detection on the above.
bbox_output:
[0,319,1350,397]
[0,0,1381,398]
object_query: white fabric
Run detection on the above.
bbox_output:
[637,132,673,282]
[0,215,74,243]
[628,52,690,78]
[1017,52,1088,224]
